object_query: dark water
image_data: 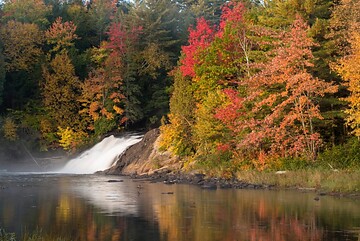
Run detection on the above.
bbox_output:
[0,174,359,241]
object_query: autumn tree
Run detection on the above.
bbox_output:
[330,0,360,138]
[160,69,195,156]
[329,0,360,57]
[0,0,51,114]
[190,2,250,160]
[42,51,81,131]
[162,2,254,161]
[80,22,141,135]
[45,17,78,53]
[253,0,344,146]
[334,33,360,136]
[0,20,44,110]
[160,17,215,156]
[1,21,43,72]
[218,16,337,162]
[180,17,215,78]
[42,18,81,146]
[80,45,124,135]
[1,0,52,28]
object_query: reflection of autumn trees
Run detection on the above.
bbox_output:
[0,187,131,241]
[140,184,360,241]
[1,178,359,241]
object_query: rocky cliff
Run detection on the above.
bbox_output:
[104,129,182,175]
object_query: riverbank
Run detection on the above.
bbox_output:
[122,168,360,200]
[103,128,360,198]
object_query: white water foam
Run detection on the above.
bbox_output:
[59,134,143,174]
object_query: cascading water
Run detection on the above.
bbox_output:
[59,134,143,174]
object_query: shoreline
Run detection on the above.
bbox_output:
[101,128,360,199]
[105,169,360,200]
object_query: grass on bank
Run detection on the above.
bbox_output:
[235,169,360,193]
[191,138,360,193]
[0,229,68,241]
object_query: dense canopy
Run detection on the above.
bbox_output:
[0,0,359,170]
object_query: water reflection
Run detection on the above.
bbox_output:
[0,174,359,241]
[65,177,139,216]
[139,183,360,241]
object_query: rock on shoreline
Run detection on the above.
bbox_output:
[104,128,182,176]
[130,171,271,190]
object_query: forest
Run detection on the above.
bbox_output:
[0,0,359,172]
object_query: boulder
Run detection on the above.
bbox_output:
[104,129,182,175]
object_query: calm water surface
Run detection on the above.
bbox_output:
[0,173,359,241]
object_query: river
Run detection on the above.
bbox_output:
[0,173,359,241]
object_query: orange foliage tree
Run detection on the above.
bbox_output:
[80,22,141,135]
[45,17,78,53]
[216,15,338,162]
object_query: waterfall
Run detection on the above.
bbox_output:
[59,134,142,174]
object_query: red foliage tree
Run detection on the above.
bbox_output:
[106,22,142,56]
[218,1,246,35]
[179,17,215,77]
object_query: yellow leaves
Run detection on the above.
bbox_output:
[57,127,73,150]
[2,117,18,141]
[90,43,110,65]
[193,90,228,155]
[159,114,183,153]
[335,32,360,136]
[113,105,124,115]
[57,126,88,151]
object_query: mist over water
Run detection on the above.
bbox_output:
[58,134,142,174]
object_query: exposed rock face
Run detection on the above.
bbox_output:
[104,129,182,175]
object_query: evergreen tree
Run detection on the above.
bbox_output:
[87,0,117,44]
[118,0,183,126]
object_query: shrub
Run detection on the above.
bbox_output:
[2,117,18,141]
[318,138,360,169]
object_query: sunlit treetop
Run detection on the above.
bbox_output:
[2,0,52,28]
